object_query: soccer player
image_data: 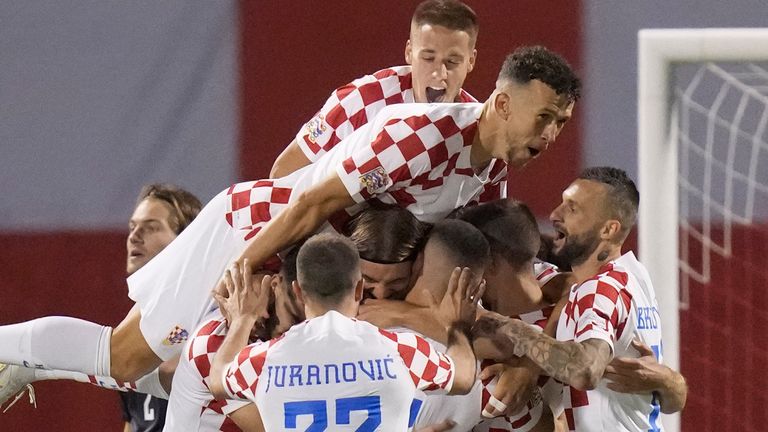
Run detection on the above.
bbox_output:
[0,185,201,427]
[472,167,687,431]
[0,45,579,403]
[208,233,481,431]
[270,0,479,178]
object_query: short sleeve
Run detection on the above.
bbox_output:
[335,114,460,203]
[222,342,270,402]
[295,68,407,162]
[378,329,455,393]
[569,278,628,352]
[534,260,560,286]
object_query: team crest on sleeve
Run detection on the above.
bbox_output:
[305,114,327,143]
[162,325,189,346]
[359,166,392,195]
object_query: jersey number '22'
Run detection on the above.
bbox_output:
[284,396,381,431]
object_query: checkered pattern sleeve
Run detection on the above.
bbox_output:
[566,267,633,351]
[294,67,412,162]
[378,328,455,393]
[222,341,271,402]
[336,111,465,203]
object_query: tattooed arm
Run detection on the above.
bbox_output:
[472,311,612,391]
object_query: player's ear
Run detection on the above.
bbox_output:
[601,219,622,240]
[493,90,511,121]
[292,281,305,304]
[404,39,413,65]
[467,48,477,73]
[354,278,364,302]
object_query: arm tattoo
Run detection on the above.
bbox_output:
[473,314,612,387]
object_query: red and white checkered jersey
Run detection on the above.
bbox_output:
[556,252,664,432]
[222,311,456,431]
[164,310,251,432]
[296,65,478,162]
[227,103,507,238]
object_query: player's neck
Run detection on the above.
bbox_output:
[571,245,622,284]
[469,104,493,172]
[404,277,443,308]
[304,300,358,320]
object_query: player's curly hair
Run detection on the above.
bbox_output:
[136,183,202,234]
[498,46,581,102]
[579,166,640,241]
[412,0,478,45]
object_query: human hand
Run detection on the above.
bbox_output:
[271,275,304,337]
[604,339,670,394]
[432,267,485,327]
[213,259,271,325]
[357,298,418,329]
[479,362,538,418]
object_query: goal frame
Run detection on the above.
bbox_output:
[638,28,768,432]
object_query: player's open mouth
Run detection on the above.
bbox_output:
[129,250,143,258]
[426,87,446,103]
[553,228,567,246]
[528,147,541,157]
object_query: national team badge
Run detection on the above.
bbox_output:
[359,166,392,195]
[162,325,189,346]
[305,114,327,143]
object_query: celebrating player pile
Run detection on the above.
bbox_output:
[0,1,688,431]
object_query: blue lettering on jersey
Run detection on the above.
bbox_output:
[636,306,660,330]
[265,356,399,393]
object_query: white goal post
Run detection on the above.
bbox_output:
[638,28,768,432]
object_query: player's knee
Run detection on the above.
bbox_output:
[110,328,161,382]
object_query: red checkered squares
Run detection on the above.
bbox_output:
[378,329,455,392]
[295,65,477,163]
[167,311,253,432]
[555,252,665,431]
[224,179,293,241]
[336,104,488,209]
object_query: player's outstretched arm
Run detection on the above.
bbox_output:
[270,139,312,179]
[209,261,271,400]
[434,267,485,395]
[604,339,687,414]
[472,311,612,391]
[235,173,356,271]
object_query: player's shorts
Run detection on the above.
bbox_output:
[127,188,250,361]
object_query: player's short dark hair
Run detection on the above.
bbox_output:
[498,46,581,102]
[454,199,541,270]
[412,0,478,45]
[427,219,490,273]
[344,204,430,264]
[579,167,640,241]
[136,183,202,234]
[296,233,361,305]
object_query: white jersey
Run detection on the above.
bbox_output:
[128,102,506,360]
[556,252,664,432]
[164,310,251,432]
[295,65,477,162]
[222,311,457,431]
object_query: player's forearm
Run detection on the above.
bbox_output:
[445,322,477,395]
[209,317,257,399]
[658,368,688,414]
[270,139,312,178]
[237,173,357,270]
[474,315,607,390]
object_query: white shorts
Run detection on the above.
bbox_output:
[128,188,250,361]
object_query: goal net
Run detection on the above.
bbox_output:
[639,29,768,432]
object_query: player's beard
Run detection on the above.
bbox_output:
[553,226,602,268]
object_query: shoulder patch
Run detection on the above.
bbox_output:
[359,166,392,195]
